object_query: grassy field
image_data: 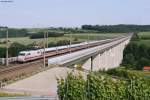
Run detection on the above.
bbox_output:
[139,32,150,36]
[132,32,150,47]
[0,92,26,97]
[0,37,75,45]
[133,40,150,47]
[0,36,84,47]
[0,33,122,47]
[65,33,122,40]
[131,70,150,77]
[118,67,150,77]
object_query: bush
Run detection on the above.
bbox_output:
[131,33,140,41]
[8,42,26,57]
[136,57,150,70]
[0,42,41,58]
[73,38,78,41]
[57,73,85,100]
[57,40,70,46]
[106,68,143,79]
[48,42,56,47]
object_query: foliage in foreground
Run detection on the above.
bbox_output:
[57,70,150,100]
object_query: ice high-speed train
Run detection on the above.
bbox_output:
[17,41,98,62]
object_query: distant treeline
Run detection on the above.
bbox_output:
[82,25,150,33]
[30,32,64,39]
[0,29,28,38]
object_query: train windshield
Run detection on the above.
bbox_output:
[19,53,26,56]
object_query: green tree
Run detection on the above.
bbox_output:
[136,58,150,70]
[122,42,150,70]
[138,44,149,58]
[8,42,26,57]
[131,33,140,41]
[123,53,136,68]
[0,47,6,58]
[148,48,150,59]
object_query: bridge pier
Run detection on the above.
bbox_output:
[82,58,92,71]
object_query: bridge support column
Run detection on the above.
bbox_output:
[82,57,94,71]
[112,47,116,68]
[92,53,101,71]
[100,52,105,70]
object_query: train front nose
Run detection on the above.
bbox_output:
[17,56,25,62]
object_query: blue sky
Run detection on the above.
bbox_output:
[0,0,150,28]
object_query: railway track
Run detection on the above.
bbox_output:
[0,35,127,84]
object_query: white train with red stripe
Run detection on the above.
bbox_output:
[17,41,91,62]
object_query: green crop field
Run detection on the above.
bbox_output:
[0,33,122,47]
[133,40,150,47]
[0,36,83,47]
[133,32,150,47]
[139,32,150,36]
[65,33,122,40]
[0,37,75,45]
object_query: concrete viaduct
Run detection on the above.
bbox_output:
[48,34,132,71]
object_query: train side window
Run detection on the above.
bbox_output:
[19,53,25,56]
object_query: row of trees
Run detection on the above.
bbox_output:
[122,43,150,70]
[0,29,28,38]
[82,25,150,33]
[57,70,150,100]
[48,27,98,33]
[0,28,66,39]
[30,32,64,39]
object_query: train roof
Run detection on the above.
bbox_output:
[19,50,39,54]
[19,41,102,53]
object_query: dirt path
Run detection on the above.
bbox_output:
[1,67,86,96]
